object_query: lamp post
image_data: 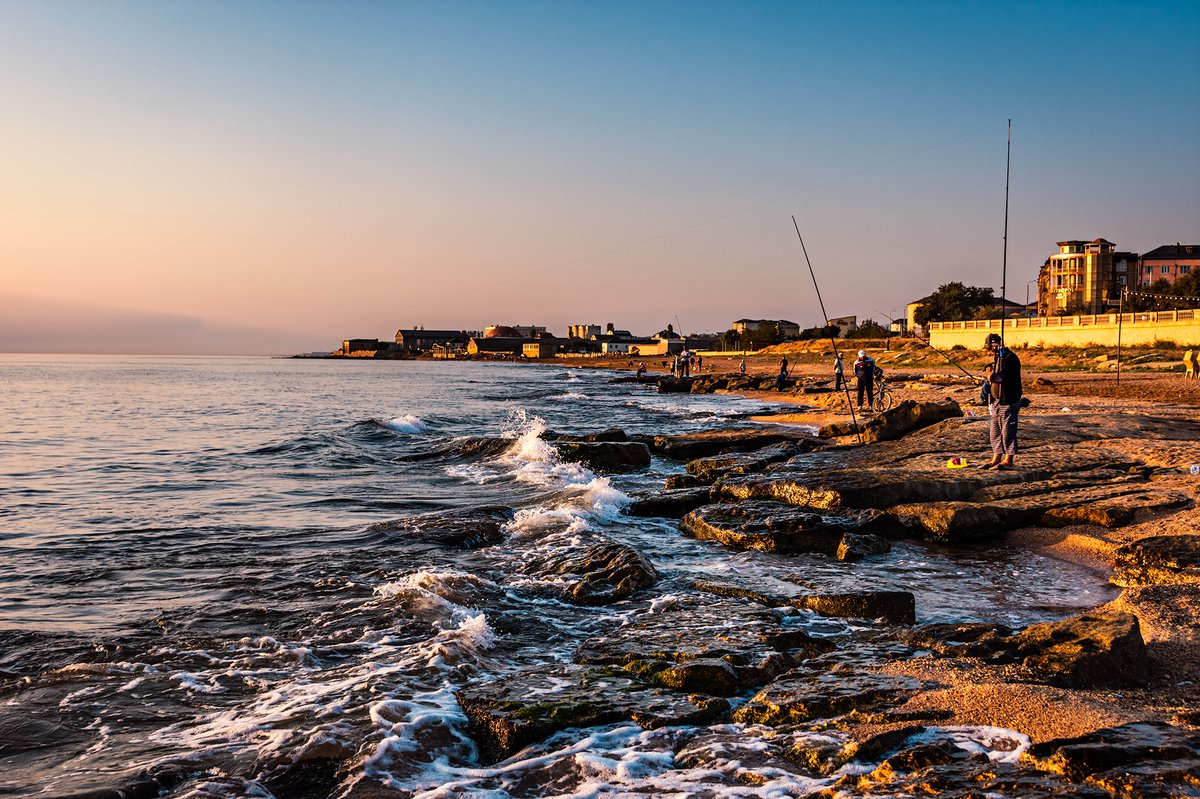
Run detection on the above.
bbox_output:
[1026,279,1038,315]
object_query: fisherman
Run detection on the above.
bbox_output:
[775,356,789,390]
[680,348,691,377]
[636,362,647,379]
[978,362,993,405]
[696,354,703,372]
[834,353,844,391]
[739,358,747,374]
[983,332,1022,470]
[853,350,876,409]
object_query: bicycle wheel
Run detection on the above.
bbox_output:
[873,389,893,413]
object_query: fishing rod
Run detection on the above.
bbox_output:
[1000,119,1011,346]
[791,217,863,445]
[908,331,984,382]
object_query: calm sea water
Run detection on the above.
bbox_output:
[0,355,1113,797]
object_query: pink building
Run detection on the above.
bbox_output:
[1138,244,1199,289]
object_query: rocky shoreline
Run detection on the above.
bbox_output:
[417,366,1200,798]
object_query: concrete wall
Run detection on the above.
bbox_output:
[929,308,1200,349]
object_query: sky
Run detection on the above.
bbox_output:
[2,0,1198,355]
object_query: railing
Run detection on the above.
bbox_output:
[928,307,1200,331]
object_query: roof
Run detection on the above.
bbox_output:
[1142,244,1200,261]
[396,329,469,338]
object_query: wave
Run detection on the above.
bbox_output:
[382,415,426,434]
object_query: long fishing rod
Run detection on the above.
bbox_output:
[909,331,984,381]
[1000,119,1011,346]
[792,216,863,445]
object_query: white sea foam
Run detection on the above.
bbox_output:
[444,463,492,484]
[931,725,1032,763]
[384,415,426,434]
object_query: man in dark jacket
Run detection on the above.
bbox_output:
[853,350,876,409]
[983,332,1022,470]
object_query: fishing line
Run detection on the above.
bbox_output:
[792,217,863,445]
[341,120,1006,330]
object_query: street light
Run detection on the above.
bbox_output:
[1026,279,1038,315]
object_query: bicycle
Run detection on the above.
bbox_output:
[871,377,894,413]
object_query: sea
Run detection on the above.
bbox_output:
[0,355,1117,798]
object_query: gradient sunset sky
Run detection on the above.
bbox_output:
[2,0,1198,354]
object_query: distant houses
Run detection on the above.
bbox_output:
[1036,239,1198,316]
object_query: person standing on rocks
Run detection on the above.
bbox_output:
[834,353,844,391]
[739,358,747,374]
[776,356,789,390]
[853,350,876,410]
[983,332,1022,470]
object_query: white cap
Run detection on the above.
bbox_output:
[858,350,866,358]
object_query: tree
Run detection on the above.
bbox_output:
[748,321,782,346]
[847,319,888,339]
[913,282,996,325]
[799,323,840,340]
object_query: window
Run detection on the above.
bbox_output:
[1182,265,1191,274]
[1118,275,1127,285]
[1162,266,1170,274]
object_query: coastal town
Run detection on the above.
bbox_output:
[326,240,1200,360]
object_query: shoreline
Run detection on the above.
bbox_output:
[571,356,1200,747]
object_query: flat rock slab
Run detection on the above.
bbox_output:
[1113,534,1200,587]
[574,597,834,695]
[625,486,714,518]
[690,579,916,625]
[1021,721,1200,791]
[733,669,922,725]
[456,664,729,763]
[552,441,651,472]
[793,592,916,626]
[520,539,657,605]
[819,399,963,443]
[364,505,514,548]
[684,442,809,484]
[715,467,1005,510]
[680,501,891,555]
[652,429,822,460]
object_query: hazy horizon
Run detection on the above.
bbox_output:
[3,1,1197,355]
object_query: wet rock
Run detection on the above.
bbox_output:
[680,502,854,554]
[656,376,693,393]
[652,428,821,460]
[684,442,809,484]
[836,532,893,561]
[365,505,514,548]
[552,440,651,472]
[456,664,728,763]
[545,427,629,442]
[901,622,1014,658]
[625,486,713,518]
[1006,610,1149,688]
[1021,721,1200,789]
[664,473,703,490]
[688,578,915,625]
[521,540,657,605]
[1113,534,1200,587]
[689,376,728,393]
[575,598,834,695]
[733,669,920,725]
[793,591,916,625]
